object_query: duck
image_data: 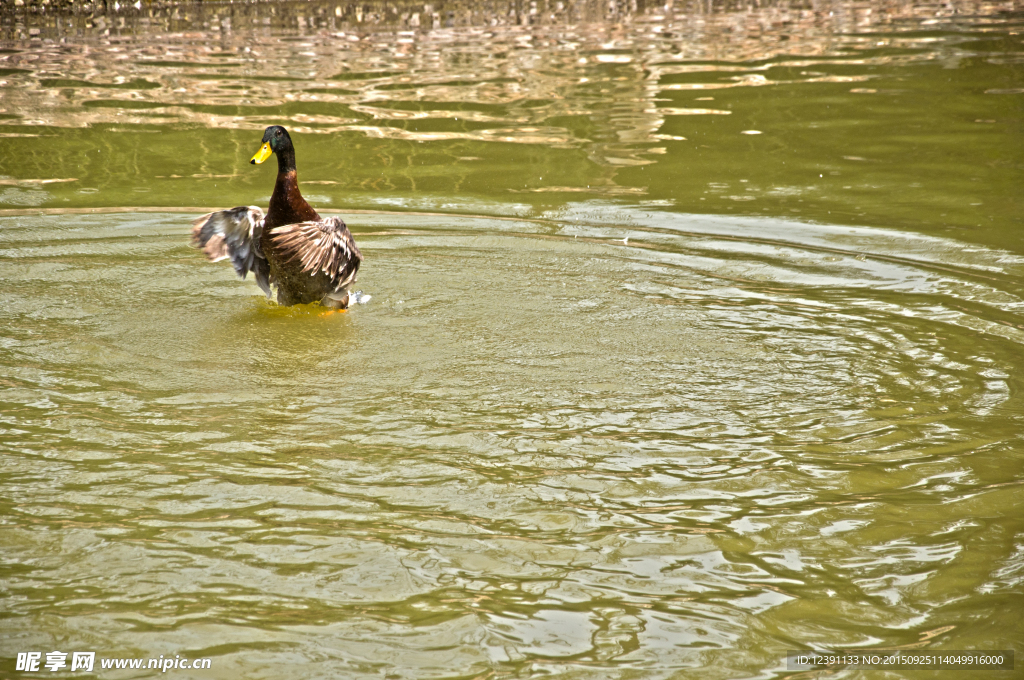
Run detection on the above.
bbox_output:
[191,125,363,309]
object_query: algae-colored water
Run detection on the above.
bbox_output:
[1,1,1022,678]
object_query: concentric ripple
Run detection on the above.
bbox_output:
[1,208,1021,677]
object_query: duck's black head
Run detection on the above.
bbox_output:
[250,125,296,172]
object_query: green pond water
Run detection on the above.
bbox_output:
[1,1,1022,678]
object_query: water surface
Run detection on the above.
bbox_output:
[1,1,1022,678]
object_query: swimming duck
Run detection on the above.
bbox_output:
[191,125,363,309]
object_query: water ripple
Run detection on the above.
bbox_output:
[1,207,1021,674]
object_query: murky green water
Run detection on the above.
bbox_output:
[1,1,1023,678]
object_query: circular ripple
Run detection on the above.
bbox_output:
[0,209,1021,675]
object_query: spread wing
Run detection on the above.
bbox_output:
[269,216,363,295]
[191,206,271,297]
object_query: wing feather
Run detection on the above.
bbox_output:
[190,206,271,297]
[269,217,362,295]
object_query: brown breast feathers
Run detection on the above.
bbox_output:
[266,170,319,229]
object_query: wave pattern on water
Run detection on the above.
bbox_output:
[0,0,1018,159]
[1,0,1020,249]
[1,209,1022,677]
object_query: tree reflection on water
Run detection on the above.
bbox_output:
[0,0,1015,171]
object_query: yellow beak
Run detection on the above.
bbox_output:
[250,142,272,165]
